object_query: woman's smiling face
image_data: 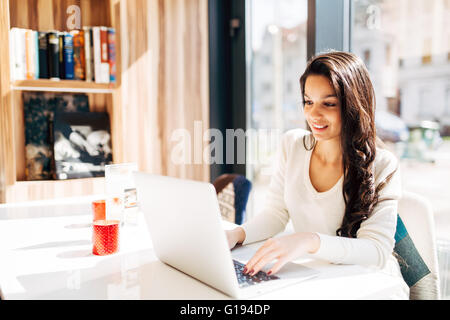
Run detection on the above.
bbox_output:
[303,74,342,142]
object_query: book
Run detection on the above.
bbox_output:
[93,27,100,83]
[47,31,60,80]
[9,28,27,81]
[38,31,49,79]
[25,29,38,79]
[83,27,94,82]
[58,32,65,79]
[107,28,116,83]
[71,29,86,80]
[63,32,74,79]
[93,26,110,83]
[34,31,39,79]
[22,92,90,180]
[11,27,112,82]
[52,111,113,179]
[24,29,32,79]
[100,27,109,73]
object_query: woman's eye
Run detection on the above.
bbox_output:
[324,102,336,107]
[304,100,313,106]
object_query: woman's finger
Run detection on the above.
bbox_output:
[244,239,276,273]
[249,249,281,276]
[267,256,289,275]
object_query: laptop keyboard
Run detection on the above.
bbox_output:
[233,260,279,288]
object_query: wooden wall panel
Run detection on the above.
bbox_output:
[9,0,111,30]
[117,0,154,172]
[0,0,14,202]
[12,91,25,181]
[119,0,210,182]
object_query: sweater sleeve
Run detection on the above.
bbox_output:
[310,149,402,268]
[240,132,293,245]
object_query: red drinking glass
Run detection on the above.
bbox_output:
[92,220,120,255]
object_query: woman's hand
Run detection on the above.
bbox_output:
[244,232,320,276]
[225,227,246,249]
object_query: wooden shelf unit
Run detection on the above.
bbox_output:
[0,0,212,203]
[12,80,116,93]
[6,177,106,202]
[0,0,122,203]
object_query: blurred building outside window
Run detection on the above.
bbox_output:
[352,0,450,298]
[246,0,308,221]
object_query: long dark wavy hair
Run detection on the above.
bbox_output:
[299,51,396,238]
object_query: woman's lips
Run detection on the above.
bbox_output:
[311,123,328,131]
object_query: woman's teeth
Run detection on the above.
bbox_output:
[312,124,327,129]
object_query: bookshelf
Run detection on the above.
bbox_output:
[0,0,211,203]
[0,0,121,202]
[12,80,116,94]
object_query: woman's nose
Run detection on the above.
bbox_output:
[308,103,322,118]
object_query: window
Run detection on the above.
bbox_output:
[446,88,450,115]
[385,44,392,66]
[363,49,371,70]
[422,38,432,65]
[448,34,450,61]
[418,88,432,118]
[246,0,307,217]
[261,82,272,92]
[216,0,450,299]
[353,0,449,127]
[353,0,450,299]
[286,81,293,94]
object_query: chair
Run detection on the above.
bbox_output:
[397,190,441,300]
[212,174,252,225]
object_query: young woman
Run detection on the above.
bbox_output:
[226,51,409,297]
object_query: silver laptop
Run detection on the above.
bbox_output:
[134,172,318,298]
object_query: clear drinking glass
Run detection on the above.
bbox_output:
[105,163,139,225]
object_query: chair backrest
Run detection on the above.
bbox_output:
[213,174,252,225]
[398,190,440,299]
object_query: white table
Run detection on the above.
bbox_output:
[0,196,408,300]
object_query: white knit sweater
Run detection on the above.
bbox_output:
[242,128,403,269]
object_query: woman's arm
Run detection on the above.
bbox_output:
[226,227,246,249]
